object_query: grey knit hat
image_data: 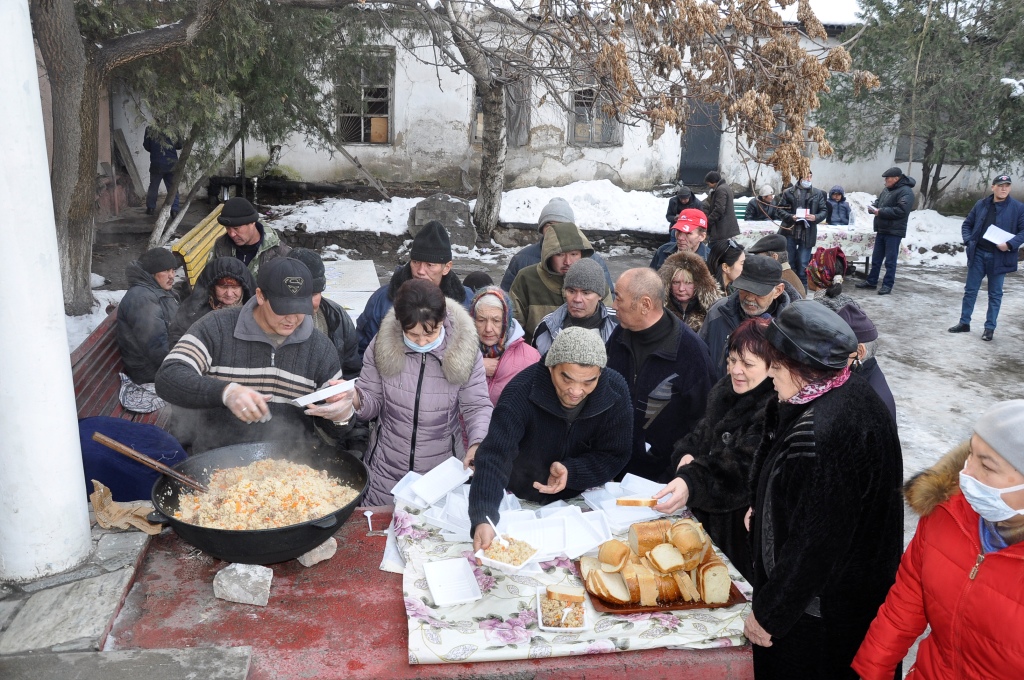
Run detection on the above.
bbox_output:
[537,197,575,232]
[563,258,606,297]
[544,326,607,368]
[974,400,1024,474]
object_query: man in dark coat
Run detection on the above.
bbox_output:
[607,268,714,482]
[649,208,710,269]
[143,126,182,217]
[116,248,180,384]
[857,167,917,295]
[777,171,828,286]
[499,197,613,293]
[356,221,474,355]
[699,255,792,380]
[948,174,1024,341]
[169,257,255,346]
[469,327,633,552]
[665,185,705,226]
[744,185,783,222]
[288,248,362,379]
[210,197,290,280]
[704,171,741,244]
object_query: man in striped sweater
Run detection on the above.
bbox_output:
[156,258,346,453]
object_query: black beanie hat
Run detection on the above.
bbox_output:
[138,248,178,274]
[218,197,259,227]
[410,221,453,264]
[766,300,857,370]
[705,171,722,185]
[288,248,327,293]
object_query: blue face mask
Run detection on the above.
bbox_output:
[959,464,1024,522]
[403,325,445,353]
[799,180,812,189]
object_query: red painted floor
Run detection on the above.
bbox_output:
[107,510,753,679]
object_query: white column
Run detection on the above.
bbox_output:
[0,0,92,580]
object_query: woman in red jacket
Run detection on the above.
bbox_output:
[853,400,1024,679]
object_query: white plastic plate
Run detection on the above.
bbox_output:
[290,379,357,407]
[423,558,482,608]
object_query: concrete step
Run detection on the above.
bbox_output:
[0,646,251,679]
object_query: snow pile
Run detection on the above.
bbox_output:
[66,290,126,353]
[268,196,423,236]
[490,180,669,233]
[90,273,108,288]
[776,0,861,25]
[845,191,967,267]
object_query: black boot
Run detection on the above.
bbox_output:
[948,323,970,333]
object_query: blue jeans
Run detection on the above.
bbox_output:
[867,233,901,288]
[959,249,1004,331]
[147,171,179,213]
[786,236,812,286]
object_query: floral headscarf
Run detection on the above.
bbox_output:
[470,285,513,358]
[806,246,848,290]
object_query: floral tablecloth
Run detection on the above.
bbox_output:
[737,223,913,261]
[393,501,752,665]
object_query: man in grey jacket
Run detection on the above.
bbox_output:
[156,257,349,453]
[532,258,618,357]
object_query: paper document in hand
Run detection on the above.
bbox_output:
[796,208,809,218]
[983,225,1015,245]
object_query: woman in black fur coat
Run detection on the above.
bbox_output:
[745,301,903,680]
[654,318,773,581]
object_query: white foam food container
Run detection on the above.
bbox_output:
[290,379,357,407]
[410,457,472,506]
[391,471,429,509]
[535,587,588,633]
[504,516,568,562]
[474,536,540,575]
[599,498,659,534]
[562,510,612,559]
[423,558,482,608]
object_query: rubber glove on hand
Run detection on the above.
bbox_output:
[304,380,355,424]
[222,382,272,423]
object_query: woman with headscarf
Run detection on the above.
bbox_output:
[350,279,493,505]
[652,318,774,580]
[805,246,857,312]
[853,400,1024,679]
[707,239,746,294]
[657,249,722,333]
[744,300,903,679]
[470,286,541,405]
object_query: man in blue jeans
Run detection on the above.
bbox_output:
[857,167,916,295]
[948,174,1024,341]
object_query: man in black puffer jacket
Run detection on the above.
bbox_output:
[857,167,917,295]
[117,248,180,384]
[289,248,361,379]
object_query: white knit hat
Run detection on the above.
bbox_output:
[544,326,607,368]
[974,400,1024,474]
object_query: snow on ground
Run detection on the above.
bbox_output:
[66,289,125,353]
[267,196,423,235]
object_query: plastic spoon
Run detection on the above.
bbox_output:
[486,515,509,548]
[560,605,574,625]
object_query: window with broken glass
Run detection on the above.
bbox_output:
[570,88,622,146]
[337,50,395,145]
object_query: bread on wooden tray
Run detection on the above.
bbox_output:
[580,518,734,608]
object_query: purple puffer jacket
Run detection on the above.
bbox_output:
[356,299,493,506]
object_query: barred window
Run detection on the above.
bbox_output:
[570,88,622,146]
[338,49,395,145]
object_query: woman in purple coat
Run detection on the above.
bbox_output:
[353,279,493,506]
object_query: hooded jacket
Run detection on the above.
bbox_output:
[960,194,1024,275]
[499,241,614,293]
[116,262,180,384]
[705,180,741,242]
[532,303,618,357]
[872,175,917,238]
[853,443,1024,680]
[698,289,792,380]
[168,257,255,346]
[657,250,722,333]
[509,222,611,344]
[826,185,852,225]
[210,221,290,280]
[484,318,540,405]
[750,375,903,678]
[356,263,474,356]
[356,299,493,506]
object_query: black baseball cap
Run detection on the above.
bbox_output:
[733,254,783,296]
[257,257,314,315]
[993,174,1012,185]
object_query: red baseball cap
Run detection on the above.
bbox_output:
[672,208,708,234]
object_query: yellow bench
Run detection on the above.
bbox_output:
[172,203,224,288]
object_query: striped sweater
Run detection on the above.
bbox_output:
[156,298,340,452]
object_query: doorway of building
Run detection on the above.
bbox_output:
[678,102,722,185]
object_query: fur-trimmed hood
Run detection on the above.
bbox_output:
[903,441,969,517]
[657,250,721,331]
[373,297,480,385]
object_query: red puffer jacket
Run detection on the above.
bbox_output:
[852,442,1024,679]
